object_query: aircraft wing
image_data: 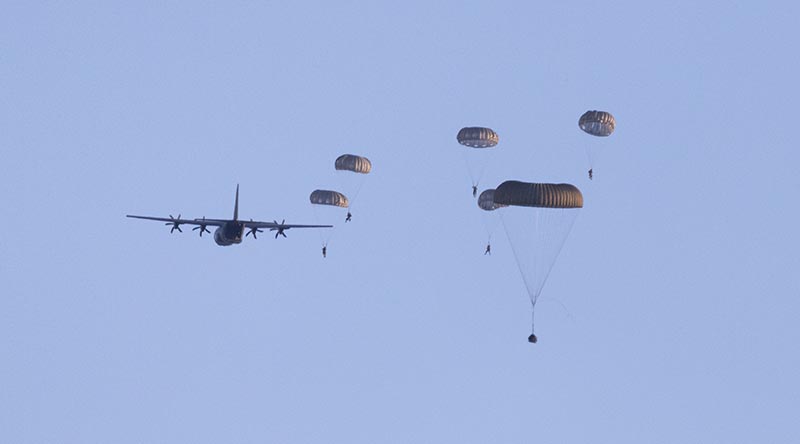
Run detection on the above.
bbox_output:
[243,220,332,230]
[126,215,226,226]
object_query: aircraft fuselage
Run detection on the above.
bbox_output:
[214,221,244,246]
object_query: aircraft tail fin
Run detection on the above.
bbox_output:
[233,184,239,221]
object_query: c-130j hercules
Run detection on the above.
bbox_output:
[127,185,331,246]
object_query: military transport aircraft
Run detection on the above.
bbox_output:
[127,185,331,246]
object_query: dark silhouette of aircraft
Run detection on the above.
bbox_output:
[127,185,331,246]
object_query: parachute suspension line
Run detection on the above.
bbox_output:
[312,204,338,247]
[460,149,478,188]
[480,211,498,242]
[477,149,497,191]
[533,209,577,326]
[527,203,546,336]
[500,211,538,306]
[584,146,597,169]
[532,210,542,307]
[459,149,495,191]
[500,208,581,333]
[473,154,494,190]
[535,209,578,304]
[527,209,579,312]
[346,175,369,214]
[538,296,575,323]
[312,205,326,246]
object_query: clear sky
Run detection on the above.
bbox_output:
[2,1,799,443]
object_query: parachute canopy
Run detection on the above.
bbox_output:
[579,110,615,137]
[335,154,372,174]
[457,127,499,148]
[494,181,583,209]
[309,189,349,208]
[477,189,508,211]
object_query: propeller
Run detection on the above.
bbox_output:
[192,216,211,237]
[165,214,183,233]
[270,219,288,238]
[246,219,264,239]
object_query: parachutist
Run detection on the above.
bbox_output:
[528,334,538,344]
[458,127,498,201]
[484,243,491,255]
[322,246,327,258]
[345,211,352,222]
[588,168,593,180]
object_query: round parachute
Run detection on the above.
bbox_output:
[309,189,349,208]
[333,154,371,218]
[579,110,615,137]
[457,127,499,148]
[493,181,583,209]
[335,154,372,174]
[477,189,508,211]
[457,126,499,196]
[494,180,583,340]
[310,189,349,247]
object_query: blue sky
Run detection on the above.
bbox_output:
[2,2,799,443]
